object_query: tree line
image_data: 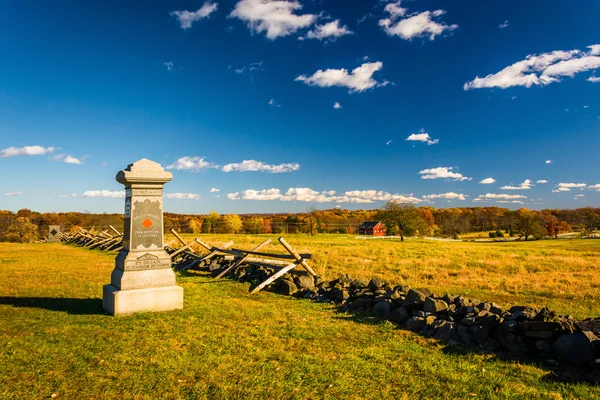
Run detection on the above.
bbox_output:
[0,205,598,243]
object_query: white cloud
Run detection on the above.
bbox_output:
[333,102,342,109]
[226,187,421,204]
[0,145,55,158]
[464,45,600,90]
[589,45,600,55]
[385,140,393,145]
[499,21,509,29]
[4,192,23,196]
[512,200,524,204]
[501,179,533,190]
[164,61,174,71]
[342,190,421,204]
[268,98,281,107]
[230,0,316,40]
[166,156,219,171]
[405,129,439,145]
[171,2,218,29]
[379,2,458,41]
[210,188,220,192]
[545,160,553,164]
[588,76,600,83]
[52,154,84,164]
[235,188,282,200]
[575,194,585,198]
[82,190,125,198]
[418,167,471,181]
[63,155,83,164]
[295,61,389,93]
[232,61,264,74]
[422,192,467,201]
[281,188,334,202]
[475,193,527,201]
[479,177,496,184]
[536,180,548,184]
[166,192,200,200]
[588,184,600,191]
[222,159,300,173]
[58,193,77,198]
[553,182,587,193]
[300,19,352,41]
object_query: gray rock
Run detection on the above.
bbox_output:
[507,306,538,321]
[394,285,410,294]
[424,297,449,313]
[373,300,391,319]
[333,289,350,303]
[434,321,454,342]
[425,315,437,326]
[402,289,426,308]
[390,307,410,324]
[335,274,353,287]
[406,317,426,332]
[430,319,447,330]
[276,279,297,296]
[576,318,600,336]
[417,288,433,297]
[294,275,315,291]
[443,294,457,304]
[535,340,552,353]
[501,319,519,333]
[553,331,599,368]
[481,338,500,352]
[471,324,492,344]
[496,331,529,354]
[368,277,385,291]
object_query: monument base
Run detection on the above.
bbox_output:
[102,284,183,315]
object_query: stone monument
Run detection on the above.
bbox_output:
[102,158,183,315]
[47,225,61,243]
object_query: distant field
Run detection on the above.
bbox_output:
[1,242,599,399]
[169,234,600,319]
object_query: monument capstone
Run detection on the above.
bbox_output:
[102,158,183,315]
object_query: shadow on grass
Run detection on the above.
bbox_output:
[0,297,104,315]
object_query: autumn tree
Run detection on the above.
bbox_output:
[189,218,203,234]
[243,216,264,234]
[436,208,464,239]
[377,202,423,239]
[4,217,38,243]
[201,211,220,233]
[306,206,319,236]
[221,214,243,234]
[516,209,544,240]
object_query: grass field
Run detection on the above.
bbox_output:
[1,239,600,399]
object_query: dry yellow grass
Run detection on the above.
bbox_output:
[169,234,600,319]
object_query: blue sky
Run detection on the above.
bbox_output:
[1,0,599,214]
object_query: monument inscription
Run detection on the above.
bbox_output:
[131,253,162,271]
[131,199,162,249]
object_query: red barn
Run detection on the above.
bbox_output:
[358,221,386,236]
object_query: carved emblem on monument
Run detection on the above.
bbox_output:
[131,199,162,249]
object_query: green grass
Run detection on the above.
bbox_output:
[1,242,599,399]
